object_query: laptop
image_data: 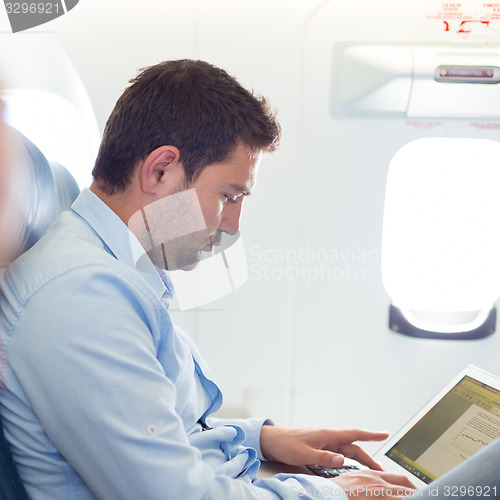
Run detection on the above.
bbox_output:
[308,365,500,488]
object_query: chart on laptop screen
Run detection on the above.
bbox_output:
[385,376,500,484]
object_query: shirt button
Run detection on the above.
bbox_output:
[147,424,158,435]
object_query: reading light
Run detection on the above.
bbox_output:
[381,138,500,340]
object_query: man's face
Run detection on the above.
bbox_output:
[141,143,261,271]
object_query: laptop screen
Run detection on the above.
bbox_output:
[385,375,500,484]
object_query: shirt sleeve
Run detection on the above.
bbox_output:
[6,264,347,500]
[207,416,274,461]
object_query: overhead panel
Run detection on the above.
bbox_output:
[331,42,500,118]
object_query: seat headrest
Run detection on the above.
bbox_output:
[1,126,80,262]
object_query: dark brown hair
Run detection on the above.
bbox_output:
[92,59,281,194]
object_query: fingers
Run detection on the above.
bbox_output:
[331,454,345,467]
[304,448,345,468]
[335,429,389,443]
[374,471,416,490]
[355,470,417,490]
[332,470,417,500]
[318,428,389,470]
[338,443,384,471]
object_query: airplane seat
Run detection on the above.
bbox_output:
[0,126,80,500]
[2,125,80,261]
[0,422,29,500]
[49,160,81,224]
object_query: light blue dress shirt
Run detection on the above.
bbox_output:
[0,189,347,500]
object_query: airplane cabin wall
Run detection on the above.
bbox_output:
[299,1,500,443]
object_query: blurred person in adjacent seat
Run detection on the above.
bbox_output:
[0,95,31,500]
[0,101,30,268]
[0,98,11,267]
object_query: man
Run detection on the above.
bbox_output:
[0,98,7,265]
[0,59,415,499]
[0,103,26,269]
[0,97,31,500]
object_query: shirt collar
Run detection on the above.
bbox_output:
[71,188,167,300]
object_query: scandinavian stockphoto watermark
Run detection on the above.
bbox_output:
[3,0,79,33]
[125,191,379,308]
[249,244,379,284]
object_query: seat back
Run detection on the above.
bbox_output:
[0,420,29,500]
[4,126,80,259]
[0,126,80,499]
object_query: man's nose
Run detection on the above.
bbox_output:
[219,200,243,236]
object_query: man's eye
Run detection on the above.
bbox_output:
[224,194,238,204]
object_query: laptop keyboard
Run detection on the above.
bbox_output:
[306,463,361,478]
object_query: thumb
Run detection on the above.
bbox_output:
[307,450,345,468]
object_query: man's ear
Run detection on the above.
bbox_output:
[140,145,183,194]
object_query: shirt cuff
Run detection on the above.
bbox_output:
[206,416,274,461]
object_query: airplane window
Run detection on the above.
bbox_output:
[381,137,500,339]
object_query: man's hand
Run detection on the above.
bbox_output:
[260,426,388,469]
[332,470,417,499]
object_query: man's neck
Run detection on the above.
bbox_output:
[89,181,138,227]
